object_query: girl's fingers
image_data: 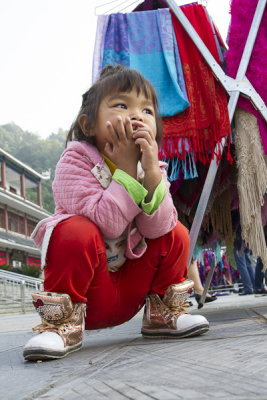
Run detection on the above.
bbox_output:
[134,124,154,140]
[125,116,133,140]
[115,116,128,142]
[106,121,119,143]
[133,129,153,145]
[134,137,150,152]
[103,142,113,157]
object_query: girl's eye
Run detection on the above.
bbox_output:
[143,108,153,115]
[114,103,127,109]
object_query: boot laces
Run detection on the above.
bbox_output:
[169,302,190,315]
[162,299,190,318]
[33,319,71,334]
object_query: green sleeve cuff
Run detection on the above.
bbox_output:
[141,178,166,215]
[113,169,147,205]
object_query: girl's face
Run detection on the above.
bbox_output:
[89,89,157,154]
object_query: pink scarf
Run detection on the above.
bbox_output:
[225,0,267,153]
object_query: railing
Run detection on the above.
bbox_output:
[0,270,43,313]
[208,282,243,295]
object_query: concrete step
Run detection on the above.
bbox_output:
[0,300,35,314]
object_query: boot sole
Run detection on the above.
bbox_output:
[141,323,209,339]
[23,342,82,361]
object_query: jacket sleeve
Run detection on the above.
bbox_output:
[135,164,178,239]
[52,150,142,239]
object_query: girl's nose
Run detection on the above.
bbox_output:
[129,111,143,121]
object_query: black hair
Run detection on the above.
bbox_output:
[66,64,162,146]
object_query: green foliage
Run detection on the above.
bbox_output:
[0,264,42,278]
[0,123,66,213]
[26,187,38,204]
[0,265,11,271]
[0,264,41,278]
[20,264,42,278]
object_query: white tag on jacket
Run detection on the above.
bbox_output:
[91,162,112,188]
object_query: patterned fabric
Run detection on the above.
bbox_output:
[160,5,231,165]
[96,9,189,117]
[88,158,112,188]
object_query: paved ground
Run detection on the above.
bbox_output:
[1,293,267,400]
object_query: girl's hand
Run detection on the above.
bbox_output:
[132,123,159,172]
[103,116,140,179]
[133,124,162,202]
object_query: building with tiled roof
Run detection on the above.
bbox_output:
[0,147,51,268]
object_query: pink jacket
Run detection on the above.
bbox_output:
[32,141,178,267]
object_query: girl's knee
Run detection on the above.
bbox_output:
[52,216,105,253]
[172,221,190,249]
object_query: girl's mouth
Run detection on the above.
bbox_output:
[131,121,144,133]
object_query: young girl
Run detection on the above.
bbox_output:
[23,65,209,361]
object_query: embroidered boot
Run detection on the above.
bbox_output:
[23,292,86,361]
[141,280,209,338]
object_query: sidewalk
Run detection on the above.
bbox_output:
[1,293,267,400]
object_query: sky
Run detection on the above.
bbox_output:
[0,0,231,139]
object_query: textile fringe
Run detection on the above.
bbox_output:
[159,131,232,166]
[162,153,198,182]
[235,109,267,270]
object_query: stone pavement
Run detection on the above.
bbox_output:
[1,293,267,400]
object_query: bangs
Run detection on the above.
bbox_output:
[98,69,158,107]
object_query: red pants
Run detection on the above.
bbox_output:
[44,216,189,330]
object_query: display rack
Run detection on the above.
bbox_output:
[93,0,267,307]
[167,0,267,307]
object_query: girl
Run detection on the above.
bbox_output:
[23,65,209,361]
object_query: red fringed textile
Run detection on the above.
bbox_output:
[159,5,231,165]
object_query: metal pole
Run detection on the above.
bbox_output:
[3,277,7,298]
[20,281,25,313]
[197,252,217,309]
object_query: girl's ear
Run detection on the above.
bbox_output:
[78,114,93,137]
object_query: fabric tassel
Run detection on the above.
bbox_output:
[169,156,181,182]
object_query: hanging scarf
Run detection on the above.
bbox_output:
[92,15,109,83]
[98,9,189,117]
[159,5,231,166]
[225,0,267,154]
[235,108,267,270]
